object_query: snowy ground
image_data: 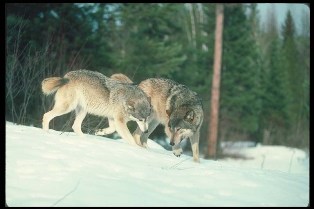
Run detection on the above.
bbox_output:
[220,141,309,174]
[5,122,309,207]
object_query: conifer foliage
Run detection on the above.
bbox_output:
[6,3,309,152]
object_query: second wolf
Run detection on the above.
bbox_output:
[133,78,204,162]
[42,70,151,145]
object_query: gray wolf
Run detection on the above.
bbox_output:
[132,78,203,162]
[110,73,133,84]
[41,70,151,145]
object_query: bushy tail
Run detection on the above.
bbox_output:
[41,77,69,95]
[110,73,133,84]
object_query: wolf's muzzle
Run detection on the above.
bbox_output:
[170,141,175,146]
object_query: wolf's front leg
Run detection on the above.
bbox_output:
[133,119,159,148]
[114,118,137,145]
[95,119,116,136]
[189,131,200,163]
[133,127,145,147]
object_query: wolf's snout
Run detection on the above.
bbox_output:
[144,130,148,133]
[170,141,175,146]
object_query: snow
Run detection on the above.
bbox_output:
[5,122,309,207]
[221,141,309,174]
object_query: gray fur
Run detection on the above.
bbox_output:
[42,70,151,145]
[133,78,204,162]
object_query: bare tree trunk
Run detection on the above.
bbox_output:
[208,4,224,159]
[183,5,192,45]
[188,3,197,48]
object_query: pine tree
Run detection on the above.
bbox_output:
[258,5,290,145]
[174,4,215,94]
[281,10,308,147]
[6,3,115,127]
[114,3,186,82]
[219,4,262,142]
[281,10,302,122]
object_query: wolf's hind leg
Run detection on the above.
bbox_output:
[72,106,87,136]
[43,86,76,132]
[95,119,116,136]
[42,103,72,132]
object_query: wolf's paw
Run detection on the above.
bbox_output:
[95,129,105,136]
[42,128,49,133]
[173,148,183,157]
[142,142,148,148]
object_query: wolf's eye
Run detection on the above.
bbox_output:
[128,105,135,111]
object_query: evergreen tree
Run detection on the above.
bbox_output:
[281,10,303,122]
[114,3,186,82]
[178,3,215,94]
[6,3,309,151]
[258,6,290,145]
[6,3,115,127]
[219,4,262,141]
[281,10,308,147]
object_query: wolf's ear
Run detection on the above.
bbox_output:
[125,100,135,111]
[185,110,194,122]
[166,109,171,117]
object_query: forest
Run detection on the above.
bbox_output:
[5,3,309,157]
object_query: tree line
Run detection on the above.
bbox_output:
[5,3,309,156]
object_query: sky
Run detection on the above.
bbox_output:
[257,3,310,34]
[5,122,309,207]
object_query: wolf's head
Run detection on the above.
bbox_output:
[166,106,203,146]
[124,97,151,133]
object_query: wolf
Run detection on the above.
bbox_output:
[41,70,151,145]
[110,73,133,84]
[132,78,203,162]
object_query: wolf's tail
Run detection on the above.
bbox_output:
[41,77,69,95]
[110,73,133,84]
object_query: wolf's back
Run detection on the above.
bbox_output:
[110,73,133,84]
[41,77,69,95]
